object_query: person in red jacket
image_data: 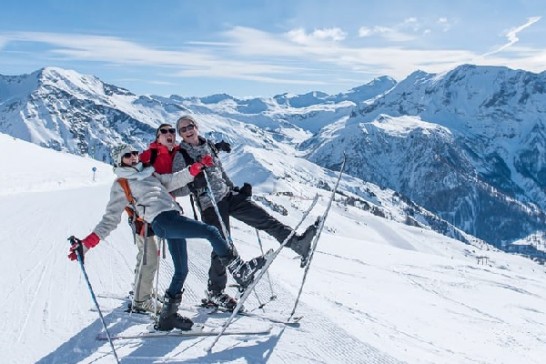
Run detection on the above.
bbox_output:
[139,123,180,173]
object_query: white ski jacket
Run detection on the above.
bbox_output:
[92,163,193,240]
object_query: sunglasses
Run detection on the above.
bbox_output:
[122,151,139,159]
[178,124,196,134]
[158,128,176,135]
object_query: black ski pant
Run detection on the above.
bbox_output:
[201,191,293,293]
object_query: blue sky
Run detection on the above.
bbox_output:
[1,0,545,97]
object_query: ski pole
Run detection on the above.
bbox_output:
[206,195,319,353]
[288,153,347,321]
[68,237,120,364]
[130,228,148,316]
[255,229,276,302]
[202,170,233,246]
[153,237,165,318]
[203,170,267,309]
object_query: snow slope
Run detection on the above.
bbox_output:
[1,133,545,363]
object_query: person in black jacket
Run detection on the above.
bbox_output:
[172,115,317,311]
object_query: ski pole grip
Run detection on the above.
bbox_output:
[68,236,85,264]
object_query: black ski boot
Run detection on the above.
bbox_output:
[287,218,320,267]
[202,290,238,312]
[220,248,268,290]
[155,291,193,331]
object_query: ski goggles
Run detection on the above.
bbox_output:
[178,124,196,134]
[122,151,139,159]
[158,128,176,135]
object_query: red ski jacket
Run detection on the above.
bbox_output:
[139,142,180,174]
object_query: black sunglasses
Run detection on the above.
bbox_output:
[158,128,176,135]
[178,124,195,134]
[122,151,139,159]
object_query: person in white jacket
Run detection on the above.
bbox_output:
[68,144,266,331]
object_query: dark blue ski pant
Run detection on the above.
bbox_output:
[152,210,231,297]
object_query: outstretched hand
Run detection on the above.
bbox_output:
[68,236,87,261]
[214,141,231,153]
[67,233,99,261]
[234,182,252,197]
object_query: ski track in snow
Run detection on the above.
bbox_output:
[0,183,401,363]
[143,236,403,363]
[3,143,546,364]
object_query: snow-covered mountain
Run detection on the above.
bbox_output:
[0,67,184,163]
[305,65,546,253]
[1,65,545,258]
[0,67,473,245]
[0,67,394,154]
[2,133,546,364]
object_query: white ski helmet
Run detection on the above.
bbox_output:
[111,144,138,167]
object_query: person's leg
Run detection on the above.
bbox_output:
[165,238,188,297]
[230,193,318,260]
[132,234,145,301]
[131,235,162,313]
[229,194,292,243]
[153,210,266,290]
[153,236,192,331]
[201,197,231,295]
[133,235,159,301]
[152,210,231,257]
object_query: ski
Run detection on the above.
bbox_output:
[89,307,154,324]
[205,194,320,352]
[97,323,272,340]
[239,310,302,326]
[198,303,302,327]
[288,153,347,321]
[97,293,131,300]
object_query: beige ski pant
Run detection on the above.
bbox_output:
[133,234,159,302]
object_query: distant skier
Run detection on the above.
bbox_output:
[68,144,267,331]
[172,115,318,312]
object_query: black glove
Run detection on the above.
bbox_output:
[234,182,252,197]
[192,173,207,189]
[214,140,231,153]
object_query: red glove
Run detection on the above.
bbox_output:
[82,232,100,248]
[188,155,214,177]
[189,162,204,177]
[200,154,214,167]
[68,233,99,261]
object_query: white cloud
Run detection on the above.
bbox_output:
[484,16,541,56]
[437,17,452,32]
[403,17,421,32]
[358,27,373,37]
[358,26,415,42]
[2,23,545,89]
[286,27,347,44]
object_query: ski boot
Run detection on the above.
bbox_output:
[155,291,193,331]
[288,217,321,267]
[220,248,270,291]
[201,290,238,312]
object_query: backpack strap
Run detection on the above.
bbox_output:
[117,178,151,237]
[118,178,137,207]
[178,147,195,166]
